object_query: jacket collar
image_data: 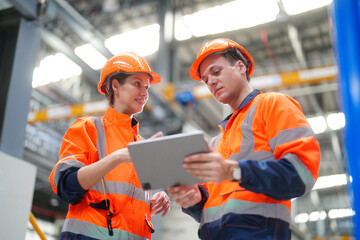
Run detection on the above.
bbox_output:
[104,106,139,132]
[219,89,261,130]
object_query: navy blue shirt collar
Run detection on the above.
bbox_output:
[219,89,261,129]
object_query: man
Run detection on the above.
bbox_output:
[168,38,320,239]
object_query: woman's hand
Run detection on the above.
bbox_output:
[149,191,171,217]
[149,131,163,139]
[167,185,202,208]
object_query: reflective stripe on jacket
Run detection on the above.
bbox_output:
[49,106,152,239]
[191,90,320,239]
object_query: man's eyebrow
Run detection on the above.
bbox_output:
[201,65,215,81]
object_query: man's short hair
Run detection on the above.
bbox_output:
[222,50,250,82]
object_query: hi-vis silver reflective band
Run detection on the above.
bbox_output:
[63,218,150,240]
[212,101,316,195]
[53,159,85,189]
[92,117,151,237]
[200,199,291,228]
[92,117,150,205]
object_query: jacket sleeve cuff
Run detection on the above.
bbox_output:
[57,167,88,205]
[182,185,208,222]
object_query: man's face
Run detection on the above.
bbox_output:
[199,54,247,109]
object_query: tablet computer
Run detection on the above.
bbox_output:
[128,131,208,190]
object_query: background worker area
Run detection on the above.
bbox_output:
[49,52,170,240]
[168,38,321,239]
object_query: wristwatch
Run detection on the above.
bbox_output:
[232,162,241,181]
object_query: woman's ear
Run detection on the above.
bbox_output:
[111,79,120,92]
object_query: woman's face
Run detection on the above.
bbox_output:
[112,73,150,116]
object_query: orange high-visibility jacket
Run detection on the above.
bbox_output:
[49,106,153,239]
[185,90,320,239]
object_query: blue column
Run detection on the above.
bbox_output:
[331,0,360,238]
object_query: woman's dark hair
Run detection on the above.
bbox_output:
[107,72,128,106]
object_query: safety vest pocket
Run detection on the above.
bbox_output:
[145,213,155,233]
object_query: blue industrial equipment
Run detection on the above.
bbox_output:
[331,0,360,238]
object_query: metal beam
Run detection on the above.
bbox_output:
[51,0,113,59]
[287,24,307,69]
[7,0,38,19]
[155,0,173,83]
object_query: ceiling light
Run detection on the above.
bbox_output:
[74,44,107,70]
[313,174,347,190]
[307,116,327,134]
[105,24,160,56]
[294,213,309,223]
[326,112,345,130]
[175,0,279,40]
[308,211,327,221]
[320,211,327,220]
[328,208,355,219]
[174,14,192,41]
[309,211,321,221]
[282,0,333,15]
[32,53,82,88]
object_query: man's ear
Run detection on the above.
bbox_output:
[236,60,247,73]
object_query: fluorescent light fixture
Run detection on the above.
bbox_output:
[309,211,320,222]
[175,0,279,40]
[282,0,333,15]
[74,44,107,70]
[174,14,192,41]
[294,213,309,223]
[105,24,160,56]
[32,53,82,88]
[309,211,321,221]
[307,116,327,134]
[326,112,345,130]
[320,211,327,220]
[313,174,347,190]
[295,209,352,223]
[309,211,326,221]
[328,208,355,219]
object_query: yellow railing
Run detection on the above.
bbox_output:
[29,212,47,240]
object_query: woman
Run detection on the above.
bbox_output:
[49,52,170,239]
